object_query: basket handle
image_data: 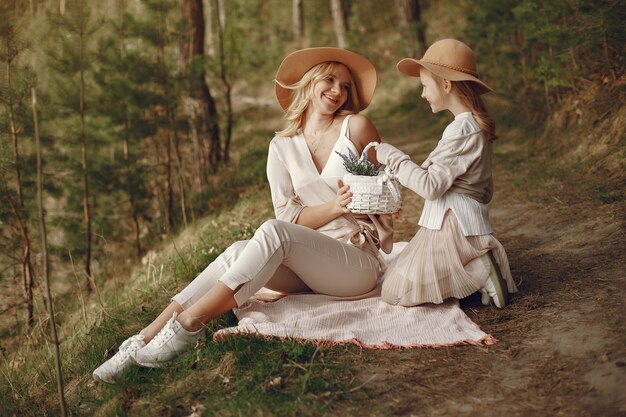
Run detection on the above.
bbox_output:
[359,142,379,161]
[364,142,400,202]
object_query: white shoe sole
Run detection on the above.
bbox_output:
[486,251,508,308]
[134,358,167,368]
[92,372,115,384]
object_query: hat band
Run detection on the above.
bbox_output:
[422,60,479,78]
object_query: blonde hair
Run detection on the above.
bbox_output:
[275,62,360,137]
[451,80,497,142]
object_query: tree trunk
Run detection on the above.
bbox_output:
[214,0,232,164]
[341,0,351,31]
[180,0,221,174]
[330,0,348,49]
[170,113,189,228]
[160,64,188,229]
[3,185,34,327]
[117,0,143,255]
[153,5,176,231]
[32,87,68,417]
[165,130,174,231]
[21,242,34,327]
[123,118,143,254]
[217,0,225,28]
[78,27,94,292]
[202,0,215,57]
[292,0,304,47]
[131,200,142,253]
[176,166,189,228]
[6,46,24,207]
[395,0,427,56]
[3,33,35,326]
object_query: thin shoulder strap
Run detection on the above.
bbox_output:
[340,114,353,139]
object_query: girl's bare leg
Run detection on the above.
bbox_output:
[176,282,238,332]
[139,301,184,342]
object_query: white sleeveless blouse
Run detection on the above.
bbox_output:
[318,115,360,188]
[266,115,393,257]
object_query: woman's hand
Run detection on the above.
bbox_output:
[293,180,352,228]
[334,180,353,214]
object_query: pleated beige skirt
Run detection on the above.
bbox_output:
[381,210,517,306]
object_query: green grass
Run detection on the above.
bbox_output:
[70,319,354,416]
[0,109,363,416]
[3,68,624,417]
[594,185,624,204]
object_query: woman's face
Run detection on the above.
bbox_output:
[310,64,352,115]
[419,70,448,113]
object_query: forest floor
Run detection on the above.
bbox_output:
[1,90,624,417]
[221,97,626,416]
[334,107,626,417]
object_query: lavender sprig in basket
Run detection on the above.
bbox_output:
[335,147,380,176]
[336,142,401,214]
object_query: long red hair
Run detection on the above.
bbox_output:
[452,80,497,141]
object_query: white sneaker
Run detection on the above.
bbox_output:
[134,312,204,367]
[92,334,145,384]
[480,251,509,308]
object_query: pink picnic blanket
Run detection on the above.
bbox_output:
[214,243,495,349]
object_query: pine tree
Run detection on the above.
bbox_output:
[92,0,153,256]
[46,0,103,291]
[0,2,37,327]
[123,0,185,233]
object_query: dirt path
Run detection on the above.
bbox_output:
[341,129,626,416]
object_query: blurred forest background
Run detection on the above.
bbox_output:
[0,0,624,416]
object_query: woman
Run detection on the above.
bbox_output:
[93,47,392,383]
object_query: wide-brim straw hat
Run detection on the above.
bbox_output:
[397,39,492,94]
[275,47,377,112]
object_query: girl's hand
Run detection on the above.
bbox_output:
[335,180,353,214]
[374,143,388,165]
[374,143,402,165]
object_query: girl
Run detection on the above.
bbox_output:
[375,38,517,308]
[93,47,392,383]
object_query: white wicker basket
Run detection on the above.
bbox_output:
[342,143,402,214]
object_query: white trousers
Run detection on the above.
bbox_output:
[172,219,380,307]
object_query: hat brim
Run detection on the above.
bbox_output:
[397,58,493,94]
[275,47,377,112]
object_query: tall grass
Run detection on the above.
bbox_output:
[0,105,366,416]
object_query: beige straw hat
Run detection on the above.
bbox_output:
[275,47,377,111]
[397,39,492,94]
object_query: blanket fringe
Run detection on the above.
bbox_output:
[213,331,496,350]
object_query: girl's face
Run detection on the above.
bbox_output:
[419,70,449,113]
[310,64,351,115]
